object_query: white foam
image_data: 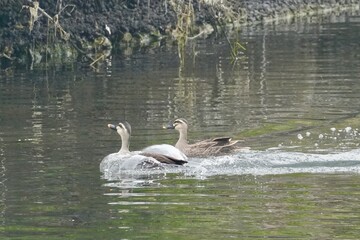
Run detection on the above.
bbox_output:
[101,148,360,180]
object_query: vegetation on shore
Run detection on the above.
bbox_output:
[0,0,358,69]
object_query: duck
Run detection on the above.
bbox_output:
[100,121,188,174]
[165,118,244,157]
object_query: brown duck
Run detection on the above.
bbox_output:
[166,118,244,157]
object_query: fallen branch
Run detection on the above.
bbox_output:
[0,53,14,61]
[89,54,105,67]
[21,1,110,69]
[22,1,72,40]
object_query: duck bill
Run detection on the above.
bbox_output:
[107,124,117,130]
[164,122,175,129]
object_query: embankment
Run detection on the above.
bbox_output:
[0,0,358,68]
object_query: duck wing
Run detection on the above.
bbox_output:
[140,152,188,165]
[190,138,238,148]
[187,138,241,156]
[211,137,241,146]
[142,144,188,160]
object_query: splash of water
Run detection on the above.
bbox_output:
[101,148,360,183]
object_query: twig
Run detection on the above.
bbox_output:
[0,53,14,60]
[89,54,105,67]
[22,3,70,40]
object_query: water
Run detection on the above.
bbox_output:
[1,10,360,239]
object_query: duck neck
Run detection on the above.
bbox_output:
[119,135,130,154]
[175,128,188,150]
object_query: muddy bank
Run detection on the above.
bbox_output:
[0,0,359,68]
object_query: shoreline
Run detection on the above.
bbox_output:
[0,0,359,68]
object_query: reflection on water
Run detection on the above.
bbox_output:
[1,10,360,239]
[100,172,360,239]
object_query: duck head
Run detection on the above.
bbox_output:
[108,121,131,137]
[166,118,188,132]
